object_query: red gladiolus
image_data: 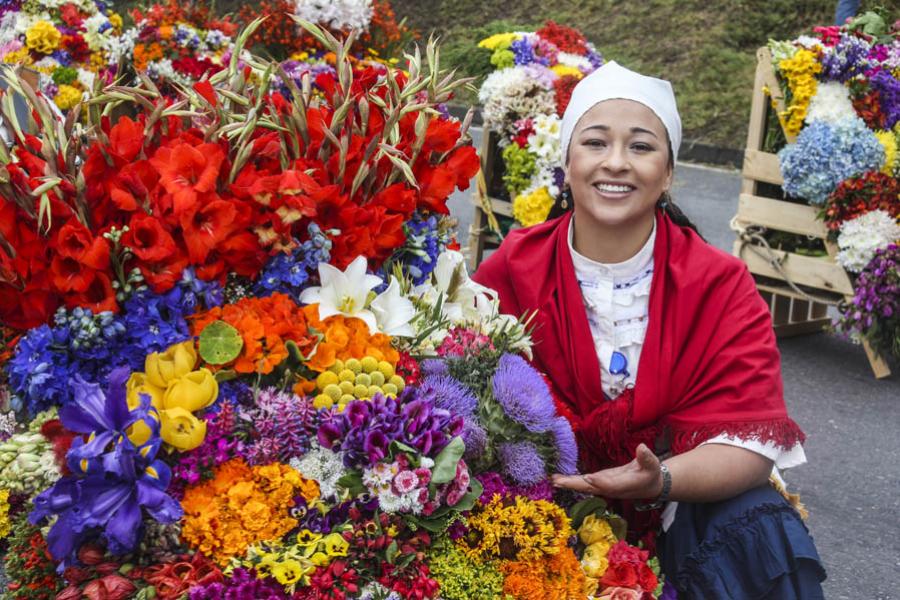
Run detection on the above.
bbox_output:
[151,141,226,216]
[125,213,178,262]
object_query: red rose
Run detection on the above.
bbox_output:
[607,540,650,566]
[600,563,640,589]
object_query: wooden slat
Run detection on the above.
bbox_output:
[742,149,783,186]
[861,340,892,379]
[469,193,513,217]
[755,282,842,305]
[736,194,828,238]
[733,240,855,296]
[773,318,830,338]
[772,295,792,326]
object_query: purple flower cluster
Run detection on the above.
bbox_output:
[171,401,246,497]
[188,568,289,600]
[476,471,554,503]
[491,353,556,432]
[243,388,320,464]
[497,440,546,485]
[511,37,537,66]
[821,35,872,82]
[870,70,900,129]
[318,389,463,469]
[392,213,453,285]
[842,243,899,326]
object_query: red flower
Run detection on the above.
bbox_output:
[59,4,87,27]
[61,34,91,62]
[179,196,242,263]
[555,74,581,116]
[65,270,117,314]
[40,419,77,475]
[109,160,157,212]
[125,213,177,262]
[150,140,226,216]
[824,170,900,230]
[537,20,589,54]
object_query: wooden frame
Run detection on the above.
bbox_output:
[732,47,891,378]
[465,130,511,271]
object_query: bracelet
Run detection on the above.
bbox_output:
[634,463,671,511]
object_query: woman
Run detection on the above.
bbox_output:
[473,62,826,598]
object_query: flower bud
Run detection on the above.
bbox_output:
[126,373,164,411]
[145,341,197,388]
[163,369,218,413]
[159,407,207,451]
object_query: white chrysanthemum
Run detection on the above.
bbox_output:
[795,35,823,50]
[479,67,555,132]
[806,81,856,124]
[290,442,345,499]
[295,0,374,31]
[557,51,592,71]
[32,56,60,70]
[105,28,138,64]
[77,68,96,91]
[837,210,900,272]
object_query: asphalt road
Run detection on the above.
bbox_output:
[449,128,900,599]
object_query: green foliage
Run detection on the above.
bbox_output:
[428,539,506,600]
[198,319,243,365]
[501,143,536,197]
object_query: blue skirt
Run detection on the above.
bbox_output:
[658,485,826,599]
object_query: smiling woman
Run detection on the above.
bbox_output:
[473,61,826,599]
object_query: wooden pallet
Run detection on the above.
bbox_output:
[732,47,891,378]
[466,130,512,271]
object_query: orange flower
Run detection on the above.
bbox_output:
[302,304,398,373]
[501,543,588,600]
[180,458,317,565]
[191,293,317,375]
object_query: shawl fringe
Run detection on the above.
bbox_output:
[671,418,807,456]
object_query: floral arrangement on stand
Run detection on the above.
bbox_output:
[771,11,900,360]
[118,0,238,88]
[476,21,603,228]
[0,0,124,110]
[0,20,665,599]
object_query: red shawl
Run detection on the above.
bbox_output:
[473,210,805,473]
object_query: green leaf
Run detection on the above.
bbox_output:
[389,440,418,459]
[198,320,243,365]
[567,496,609,530]
[385,540,399,563]
[609,514,628,541]
[431,436,464,485]
[336,471,366,497]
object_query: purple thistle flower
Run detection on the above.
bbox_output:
[491,353,556,433]
[418,374,478,416]
[461,418,488,462]
[550,416,578,475]
[497,440,547,485]
[421,358,449,377]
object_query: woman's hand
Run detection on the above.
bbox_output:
[551,443,663,500]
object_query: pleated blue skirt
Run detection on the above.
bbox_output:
[658,484,826,599]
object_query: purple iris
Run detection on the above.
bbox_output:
[29,368,183,567]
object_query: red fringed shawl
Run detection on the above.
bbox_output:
[473,211,805,473]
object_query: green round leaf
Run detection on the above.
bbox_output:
[198,320,243,365]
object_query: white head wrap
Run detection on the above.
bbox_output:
[560,61,682,165]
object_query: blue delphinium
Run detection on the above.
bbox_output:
[820,36,872,82]
[391,213,452,285]
[779,117,884,204]
[255,223,333,299]
[511,37,536,66]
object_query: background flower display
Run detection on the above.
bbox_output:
[0,21,663,599]
[476,21,603,227]
[0,0,123,110]
[771,13,900,360]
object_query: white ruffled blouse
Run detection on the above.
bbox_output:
[567,219,806,529]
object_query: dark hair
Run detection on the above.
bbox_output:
[554,140,703,238]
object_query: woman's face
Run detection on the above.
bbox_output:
[565,99,672,230]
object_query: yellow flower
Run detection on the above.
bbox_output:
[108,12,123,32]
[25,21,61,54]
[578,514,617,546]
[159,406,207,451]
[127,372,165,410]
[296,529,322,546]
[478,32,519,51]
[54,85,82,110]
[163,368,218,413]
[581,541,611,578]
[322,532,349,557]
[271,559,305,586]
[0,488,11,539]
[876,129,898,176]
[513,187,555,227]
[310,551,330,566]
[551,64,585,79]
[145,341,197,388]
[2,48,31,65]
[777,49,822,137]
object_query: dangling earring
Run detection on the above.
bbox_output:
[561,187,572,209]
[658,191,671,211]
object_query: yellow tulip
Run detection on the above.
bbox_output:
[159,407,207,451]
[126,373,165,410]
[145,341,197,388]
[163,369,218,412]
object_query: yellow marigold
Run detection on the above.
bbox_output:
[54,85,83,110]
[777,49,822,137]
[876,129,898,176]
[25,21,61,54]
[181,459,317,565]
[551,64,585,79]
[2,48,31,65]
[500,542,587,600]
[457,496,573,562]
[478,32,519,51]
[513,186,555,228]
[0,488,10,538]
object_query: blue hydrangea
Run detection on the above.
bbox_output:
[254,223,332,299]
[779,117,884,204]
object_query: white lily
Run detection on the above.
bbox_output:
[299,255,383,333]
[418,251,497,323]
[371,277,416,337]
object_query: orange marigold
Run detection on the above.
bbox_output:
[301,304,398,373]
[501,543,589,600]
[191,293,318,374]
[180,458,319,565]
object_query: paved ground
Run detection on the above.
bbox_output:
[449,129,900,599]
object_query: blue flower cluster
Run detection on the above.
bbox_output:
[820,36,871,82]
[511,37,537,66]
[779,117,885,204]
[871,70,900,129]
[6,269,222,417]
[254,223,332,300]
[392,213,452,285]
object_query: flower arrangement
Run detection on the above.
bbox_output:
[0,0,123,110]
[476,21,603,227]
[771,13,900,360]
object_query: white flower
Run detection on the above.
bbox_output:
[807,82,856,124]
[290,443,345,500]
[556,51,592,71]
[795,35,823,50]
[479,67,556,133]
[370,277,416,337]
[837,210,900,272]
[299,255,383,333]
[295,0,374,31]
[76,68,96,91]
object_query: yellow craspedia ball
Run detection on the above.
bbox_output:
[54,85,83,110]
[313,394,334,410]
[370,371,385,387]
[367,385,382,398]
[323,384,342,402]
[316,371,339,390]
[345,358,362,374]
[339,394,355,406]
[338,369,356,383]
[355,373,371,387]
[339,381,355,395]
[382,383,398,396]
[353,384,369,398]
[331,359,345,373]
[360,356,379,373]
[388,375,405,391]
[377,361,394,378]
[26,21,61,54]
